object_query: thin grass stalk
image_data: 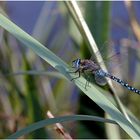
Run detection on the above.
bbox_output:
[64,0,131,123]
[1,71,66,79]
[124,1,140,42]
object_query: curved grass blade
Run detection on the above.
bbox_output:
[8,115,117,139]
[0,14,140,138]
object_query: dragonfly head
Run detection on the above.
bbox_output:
[72,58,81,68]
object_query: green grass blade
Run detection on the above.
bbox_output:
[8,115,117,139]
[0,14,140,138]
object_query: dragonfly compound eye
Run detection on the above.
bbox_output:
[72,59,81,68]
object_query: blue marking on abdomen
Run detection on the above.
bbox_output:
[104,72,140,95]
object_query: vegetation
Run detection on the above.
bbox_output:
[0,1,140,139]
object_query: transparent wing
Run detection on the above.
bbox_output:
[89,40,138,87]
[90,40,135,74]
[94,73,107,86]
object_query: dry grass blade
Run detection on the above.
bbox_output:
[124,1,140,42]
[47,111,73,140]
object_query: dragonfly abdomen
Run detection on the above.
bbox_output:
[104,72,140,95]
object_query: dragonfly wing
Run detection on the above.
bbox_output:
[95,73,107,86]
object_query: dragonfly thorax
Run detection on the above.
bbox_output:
[72,58,100,73]
[80,59,100,72]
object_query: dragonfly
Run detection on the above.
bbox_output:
[70,58,140,95]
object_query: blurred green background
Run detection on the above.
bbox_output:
[0,1,140,139]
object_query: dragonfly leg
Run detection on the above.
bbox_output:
[70,69,81,81]
[85,80,88,90]
[86,75,91,87]
[82,70,91,90]
[68,69,79,73]
[70,68,91,90]
[85,76,91,89]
